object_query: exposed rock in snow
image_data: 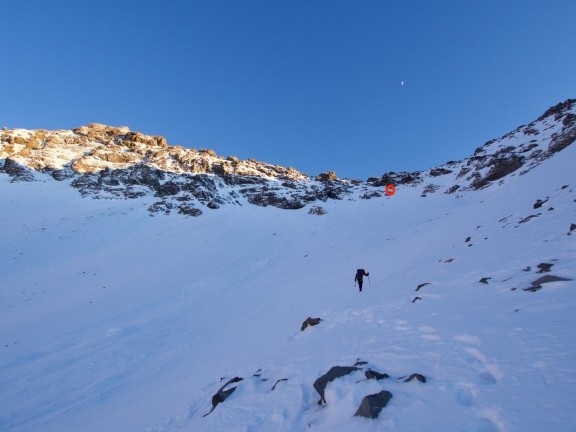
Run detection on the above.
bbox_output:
[415,283,430,291]
[536,263,553,273]
[0,158,36,182]
[403,373,427,383]
[313,366,361,405]
[354,390,393,419]
[203,377,244,417]
[525,275,572,292]
[301,317,322,331]
[308,205,327,215]
[364,369,390,381]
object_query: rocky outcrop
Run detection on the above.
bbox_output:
[1,99,575,215]
[524,275,572,292]
[308,205,327,215]
[301,317,322,331]
[316,171,337,182]
[403,373,427,383]
[471,155,524,189]
[367,171,423,188]
[0,158,36,182]
[0,123,310,181]
[0,123,366,215]
[365,369,390,381]
[369,99,576,194]
[354,390,393,419]
[313,366,360,405]
[206,362,426,423]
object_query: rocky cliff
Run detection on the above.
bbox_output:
[1,99,574,216]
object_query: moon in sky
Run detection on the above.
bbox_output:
[401,81,405,86]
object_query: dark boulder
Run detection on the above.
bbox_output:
[533,199,549,209]
[403,373,427,383]
[365,369,389,381]
[313,366,360,405]
[354,390,393,419]
[536,263,553,273]
[301,317,322,331]
[525,275,572,292]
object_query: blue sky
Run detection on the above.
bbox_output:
[1,1,574,179]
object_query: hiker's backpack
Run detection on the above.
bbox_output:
[356,269,365,280]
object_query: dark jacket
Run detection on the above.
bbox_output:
[355,269,369,282]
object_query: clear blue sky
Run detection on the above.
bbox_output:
[1,1,574,179]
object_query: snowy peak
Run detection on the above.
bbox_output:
[367,98,576,194]
[1,99,575,215]
[0,122,308,180]
[0,123,356,216]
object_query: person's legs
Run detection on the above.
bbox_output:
[358,280,363,292]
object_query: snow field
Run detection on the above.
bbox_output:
[0,144,575,431]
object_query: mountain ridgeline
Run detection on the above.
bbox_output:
[1,99,575,216]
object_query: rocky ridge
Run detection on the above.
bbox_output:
[367,99,576,195]
[1,99,575,216]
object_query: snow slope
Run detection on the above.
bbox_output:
[1,143,575,431]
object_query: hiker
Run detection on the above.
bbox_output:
[355,269,369,292]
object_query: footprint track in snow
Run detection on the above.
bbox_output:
[474,408,506,432]
[463,347,501,385]
[454,334,502,387]
[455,382,477,407]
[452,334,507,430]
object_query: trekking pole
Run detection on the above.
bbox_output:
[368,275,371,287]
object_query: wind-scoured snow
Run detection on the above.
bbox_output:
[1,130,575,431]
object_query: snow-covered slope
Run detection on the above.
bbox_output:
[1,100,575,431]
